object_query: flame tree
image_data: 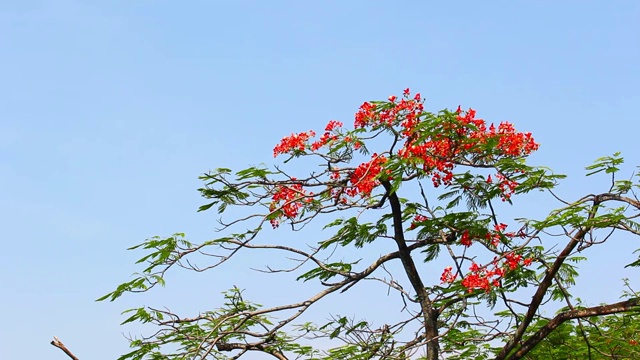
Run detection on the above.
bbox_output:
[99,89,640,360]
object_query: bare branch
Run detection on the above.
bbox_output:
[50,337,80,360]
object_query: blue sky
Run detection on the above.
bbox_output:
[1,1,639,359]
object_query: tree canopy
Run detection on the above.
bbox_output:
[97,89,640,360]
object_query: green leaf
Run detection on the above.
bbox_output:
[421,244,441,262]
[585,152,624,176]
[625,249,640,268]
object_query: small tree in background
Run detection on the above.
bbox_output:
[98,89,640,360]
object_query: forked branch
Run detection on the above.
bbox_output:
[507,298,640,360]
[51,336,80,360]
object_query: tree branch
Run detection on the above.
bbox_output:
[216,341,288,360]
[50,336,80,360]
[507,298,640,360]
[495,213,595,359]
[381,180,439,360]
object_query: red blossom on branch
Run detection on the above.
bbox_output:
[272,89,540,227]
[273,130,316,157]
[454,252,532,293]
[355,89,424,129]
[349,153,388,196]
[325,120,343,132]
[409,214,429,230]
[460,230,473,247]
[269,179,312,228]
[440,266,456,283]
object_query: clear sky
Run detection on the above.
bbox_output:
[1,1,639,359]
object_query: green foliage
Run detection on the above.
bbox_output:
[97,234,189,302]
[297,261,357,282]
[523,312,640,359]
[585,152,625,176]
[320,216,389,249]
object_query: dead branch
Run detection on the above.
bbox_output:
[51,336,80,360]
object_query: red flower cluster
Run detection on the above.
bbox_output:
[460,230,473,247]
[398,107,538,193]
[325,120,343,131]
[273,130,316,157]
[271,89,540,233]
[441,251,533,292]
[485,223,508,247]
[493,122,539,156]
[457,224,521,249]
[329,168,341,180]
[273,120,353,156]
[460,262,505,292]
[505,252,525,270]
[311,132,338,151]
[269,179,312,228]
[310,120,344,151]
[440,266,456,283]
[409,214,429,230]
[456,108,539,157]
[444,225,521,250]
[349,153,388,196]
[355,89,424,129]
[496,173,519,201]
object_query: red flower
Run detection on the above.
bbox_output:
[349,154,388,196]
[354,102,376,128]
[504,252,523,270]
[409,214,429,230]
[273,130,316,157]
[440,266,456,283]
[269,178,311,228]
[325,120,343,132]
[310,132,338,151]
[460,230,472,247]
